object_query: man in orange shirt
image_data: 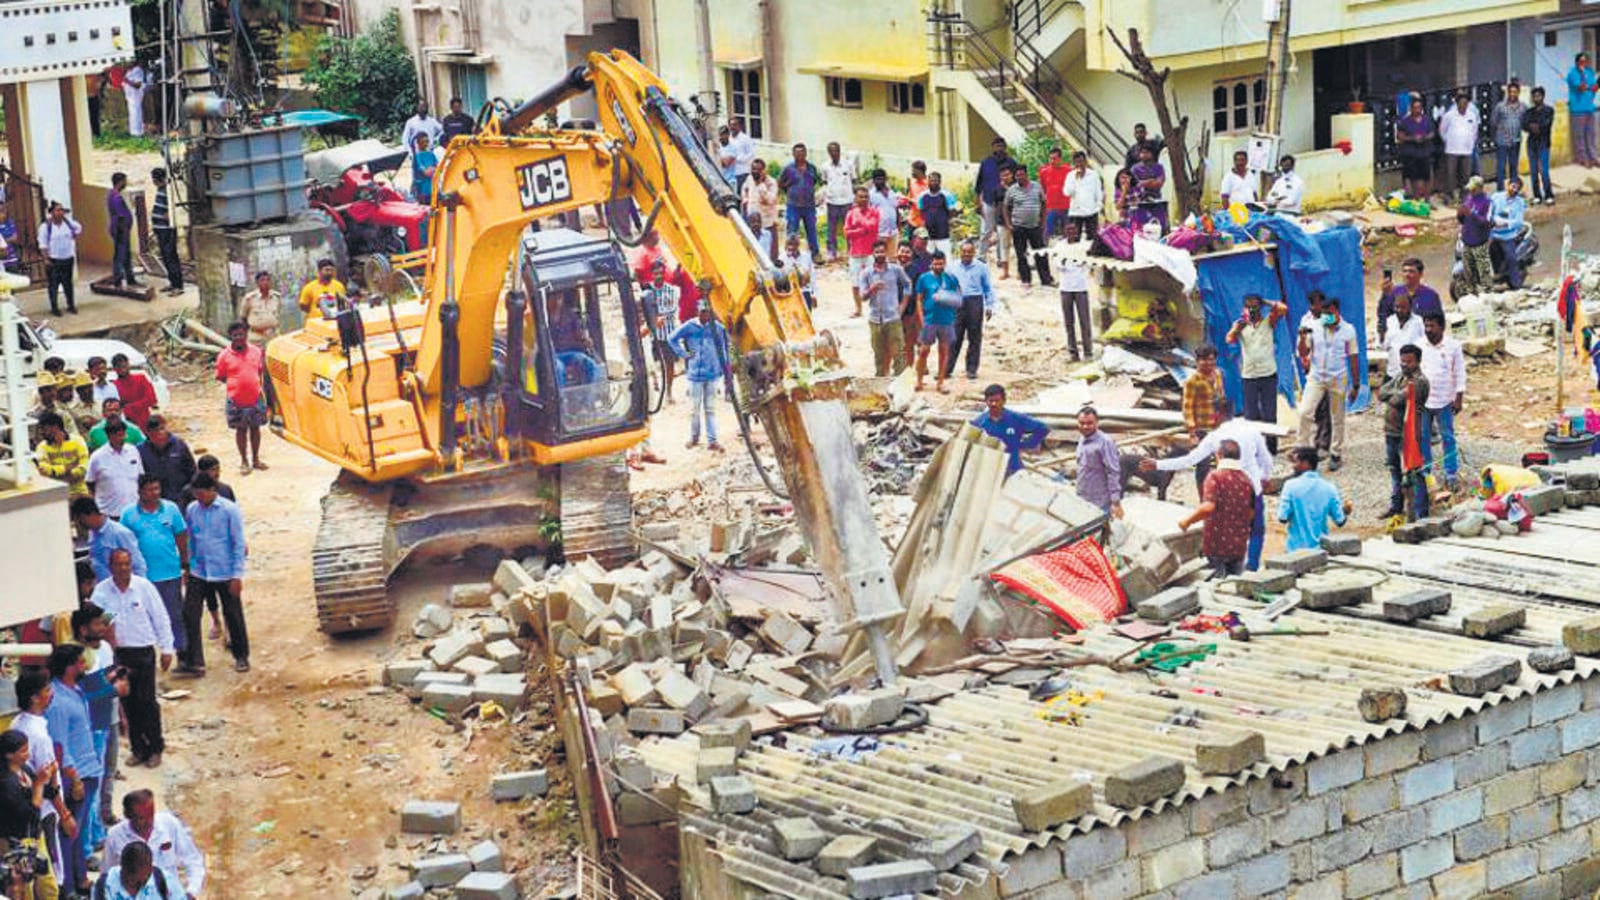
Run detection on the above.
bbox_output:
[111,353,158,429]
[1038,147,1072,240]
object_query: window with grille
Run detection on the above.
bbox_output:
[887,82,926,114]
[825,77,863,109]
[726,68,765,139]
[1212,77,1266,135]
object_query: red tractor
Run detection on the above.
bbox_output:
[306,139,429,288]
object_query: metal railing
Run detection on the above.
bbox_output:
[928,12,1121,165]
[1373,82,1504,173]
[0,164,48,285]
[1011,0,1069,41]
[0,299,34,487]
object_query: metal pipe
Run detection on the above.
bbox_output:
[498,66,593,135]
[1,300,31,487]
[0,644,53,658]
[503,290,526,439]
[182,94,237,119]
[643,88,739,216]
[439,206,461,466]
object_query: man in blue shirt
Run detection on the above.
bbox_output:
[777,143,822,259]
[669,301,732,452]
[45,643,103,896]
[1569,52,1598,168]
[975,138,1019,278]
[1489,177,1528,289]
[1278,448,1352,552]
[971,384,1047,476]
[913,251,962,394]
[945,240,996,381]
[122,475,190,662]
[183,474,250,673]
[72,495,147,580]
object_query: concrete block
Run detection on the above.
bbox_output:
[384,882,425,900]
[450,582,494,608]
[1455,743,1509,786]
[611,663,658,707]
[1012,778,1094,831]
[1391,522,1428,544]
[1366,808,1424,856]
[1400,837,1453,884]
[400,800,461,834]
[1449,655,1522,697]
[656,667,710,721]
[1234,850,1292,895]
[1305,748,1363,796]
[411,670,470,690]
[1477,696,1532,743]
[771,816,828,861]
[817,834,878,878]
[586,683,624,718]
[472,674,528,709]
[413,602,454,638]
[479,616,513,642]
[1142,838,1206,889]
[696,746,739,784]
[759,610,813,656]
[1194,730,1265,776]
[1510,799,1558,843]
[1453,816,1508,861]
[1529,645,1576,673]
[1362,730,1423,777]
[846,859,938,899]
[1296,571,1373,609]
[490,769,548,801]
[1537,827,1588,871]
[428,630,486,668]
[1487,846,1538,890]
[414,853,472,888]
[1563,615,1600,655]
[1105,756,1185,809]
[1425,788,1484,836]
[693,719,752,752]
[1135,586,1199,622]
[1265,548,1328,575]
[452,655,499,678]
[421,682,476,713]
[383,659,434,687]
[1463,605,1527,639]
[708,775,757,814]
[1559,784,1600,829]
[1206,819,1268,868]
[824,689,905,730]
[466,840,502,872]
[1382,589,1452,623]
[1319,533,1362,556]
[616,788,679,825]
[483,639,522,673]
[1560,709,1600,753]
[454,871,519,900]
[1061,826,1127,877]
[1401,759,1456,805]
[1232,568,1295,595]
[1358,687,1409,723]
[1568,469,1600,490]
[1520,484,1567,516]
[1342,777,1400,824]
[1510,724,1560,768]
[493,559,538,595]
[627,706,686,735]
[911,822,981,870]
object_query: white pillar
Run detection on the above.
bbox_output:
[22,79,70,206]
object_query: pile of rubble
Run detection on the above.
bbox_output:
[1390,468,1598,544]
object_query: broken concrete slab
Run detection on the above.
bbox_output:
[759,610,814,656]
[1105,756,1186,809]
[709,775,757,814]
[1195,730,1265,776]
[846,859,939,899]
[1390,522,1429,544]
[627,706,687,735]
[1011,779,1094,832]
[412,603,454,639]
[824,689,905,731]
[400,800,461,834]
[1520,484,1567,516]
[586,683,624,718]
[817,834,878,878]
[1382,588,1452,623]
[1463,606,1527,639]
[490,770,548,802]
[1562,615,1600,655]
[384,882,425,900]
[1135,587,1199,623]
[772,816,829,861]
[1449,656,1522,697]
[1265,549,1328,575]
[1529,645,1577,673]
[479,616,514,643]
[493,559,538,596]
[1358,687,1408,723]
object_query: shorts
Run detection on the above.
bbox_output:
[919,323,955,346]
[226,395,268,429]
[848,256,872,283]
[1399,149,1431,182]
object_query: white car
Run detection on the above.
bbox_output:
[0,318,172,415]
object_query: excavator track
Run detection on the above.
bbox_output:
[557,452,635,567]
[312,473,397,635]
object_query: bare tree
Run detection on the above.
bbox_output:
[1108,27,1210,220]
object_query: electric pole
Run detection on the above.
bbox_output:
[1260,0,1292,197]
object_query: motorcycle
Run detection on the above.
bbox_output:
[1450,221,1538,299]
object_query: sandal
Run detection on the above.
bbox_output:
[252,460,269,470]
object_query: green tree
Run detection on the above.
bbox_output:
[303,9,419,140]
[1011,131,1063,179]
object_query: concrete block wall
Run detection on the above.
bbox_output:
[987,677,1600,900]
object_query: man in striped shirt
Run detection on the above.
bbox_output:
[1003,167,1054,289]
[150,168,183,295]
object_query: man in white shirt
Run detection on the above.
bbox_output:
[87,420,144,519]
[1058,253,1094,361]
[1381,291,1426,376]
[91,549,174,768]
[821,142,856,263]
[14,669,69,895]
[400,99,444,163]
[1062,150,1103,243]
[723,117,756,193]
[103,789,206,898]
[1218,150,1258,207]
[1296,299,1360,471]
[122,62,146,136]
[1265,154,1305,214]
[1419,312,1467,487]
[1438,92,1481,200]
[1142,405,1274,569]
[37,201,84,315]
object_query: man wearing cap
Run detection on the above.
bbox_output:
[67,370,99,433]
[1458,176,1494,297]
[29,371,80,443]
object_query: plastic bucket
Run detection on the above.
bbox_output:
[1546,431,1597,463]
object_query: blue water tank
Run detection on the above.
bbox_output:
[203,126,309,225]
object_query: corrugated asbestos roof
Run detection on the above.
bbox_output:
[638,508,1600,899]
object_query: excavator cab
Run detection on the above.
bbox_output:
[509,228,649,456]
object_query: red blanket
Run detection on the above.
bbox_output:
[990,538,1128,630]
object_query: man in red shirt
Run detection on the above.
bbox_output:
[1038,147,1072,240]
[215,321,267,475]
[1178,440,1255,578]
[111,352,158,428]
[630,230,667,286]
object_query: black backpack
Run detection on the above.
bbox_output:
[93,866,170,900]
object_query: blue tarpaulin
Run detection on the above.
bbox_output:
[1193,221,1370,414]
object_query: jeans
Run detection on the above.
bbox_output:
[978,199,1008,264]
[155,226,183,290]
[785,204,820,258]
[1496,237,1524,289]
[46,258,76,313]
[1298,378,1347,458]
[1044,209,1070,238]
[1068,214,1100,243]
[1060,291,1092,358]
[1241,374,1279,453]
[687,379,718,445]
[1248,493,1265,571]
[1494,143,1520,190]
[825,203,850,257]
[1528,144,1552,200]
[1420,404,1459,481]
[1011,224,1051,285]
[63,774,98,891]
[868,319,905,376]
[1572,112,1598,165]
[154,577,185,654]
[115,645,163,760]
[111,223,134,284]
[1386,433,1431,519]
[185,577,250,667]
[1442,154,1473,198]
[945,295,986,378]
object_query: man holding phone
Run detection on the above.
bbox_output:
[1377,258,1442,342]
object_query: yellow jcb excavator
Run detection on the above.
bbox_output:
[265,51,904,681]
